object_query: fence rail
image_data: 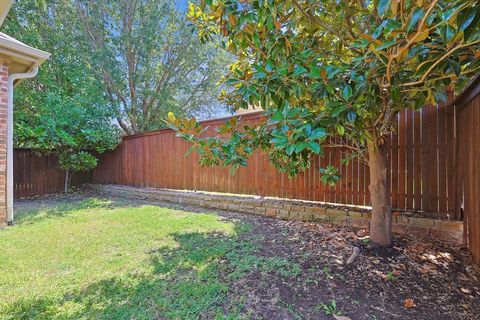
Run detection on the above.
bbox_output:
[14,150,91,198]
[93,93,457,217]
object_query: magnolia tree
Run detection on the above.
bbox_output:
[169,0,480,246]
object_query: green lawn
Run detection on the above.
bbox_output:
[0,197,269,319]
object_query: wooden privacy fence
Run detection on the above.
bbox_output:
[93,93,458,217]
[455,76,480,262]
[14,149,91,198]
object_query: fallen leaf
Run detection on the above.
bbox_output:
[356,229,368,237]
[404,298,415,308]
[333,315,351,320]
[460,288,472,294]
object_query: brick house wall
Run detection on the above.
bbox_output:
[0,59,9,226]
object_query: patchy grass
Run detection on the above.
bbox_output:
[1,193,479,319]
[1,197,237,319]
[0,196,301,319]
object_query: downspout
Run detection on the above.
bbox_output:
[6,67,38,225]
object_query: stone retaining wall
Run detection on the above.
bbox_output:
[88,184,464,245]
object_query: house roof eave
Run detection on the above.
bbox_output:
[0,0,13,27]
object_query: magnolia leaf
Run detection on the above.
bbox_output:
[227,14,236,26]
[310,128,327,139]
[464,11,480,41]
[308,66,322,79]
[167,112,176,124]
[391,0,399,15]
[412,30,429,43]
[293,65,308,76]
[378,0,391,18]
[343,85,353,100]
[253,72,267,79]
[396,48,409,61]
[360,33,376,42]
[458,8,476,32]
[295,142,307,153]
[376,40,397,50]
[308,141,321,154]
[408,8,424,31]
[333,104,349,117]
[347,111,357,122]
[440,24,455,43]
[286,144,295,155]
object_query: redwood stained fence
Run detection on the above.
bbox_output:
[14,149,91,198]
[93,93,457,218]
[455,76,480,263]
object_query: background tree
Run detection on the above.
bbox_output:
[170,0,480,246]
[4,0,121,192]
[73,0,232,134]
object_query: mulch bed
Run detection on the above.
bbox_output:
[214,211,480,320]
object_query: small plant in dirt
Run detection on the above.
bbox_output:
[386,271,397,281]
[317,300,342,316]
[322,266,334,280]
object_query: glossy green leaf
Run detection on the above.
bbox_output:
[310,128,327,139]
[253,72,267,79]
[378,0,391,18]
[293,65,308,76]
[346,111,357,122]
[408,8,424,31]
[308,66,322,79]
[459,8,477,31]
[308,141,321,154]
[336,124,345,136]
[343,85,353,100]
[376,40,397,50]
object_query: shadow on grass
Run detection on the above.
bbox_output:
[12,196,145,226]
[0,227,248,320]
[4,189,310,320]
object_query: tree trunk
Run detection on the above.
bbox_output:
[64,169,69,194]
[367,141,392,246]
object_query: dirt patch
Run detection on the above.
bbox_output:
[215,214,479,320]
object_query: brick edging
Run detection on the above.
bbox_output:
[87,184,464,245]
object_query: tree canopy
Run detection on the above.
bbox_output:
[74,0,232,134]
[169,0,480,245]
[5,0,234,188]
[5,0,121,169]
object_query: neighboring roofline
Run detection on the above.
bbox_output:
[0,0,13,27]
